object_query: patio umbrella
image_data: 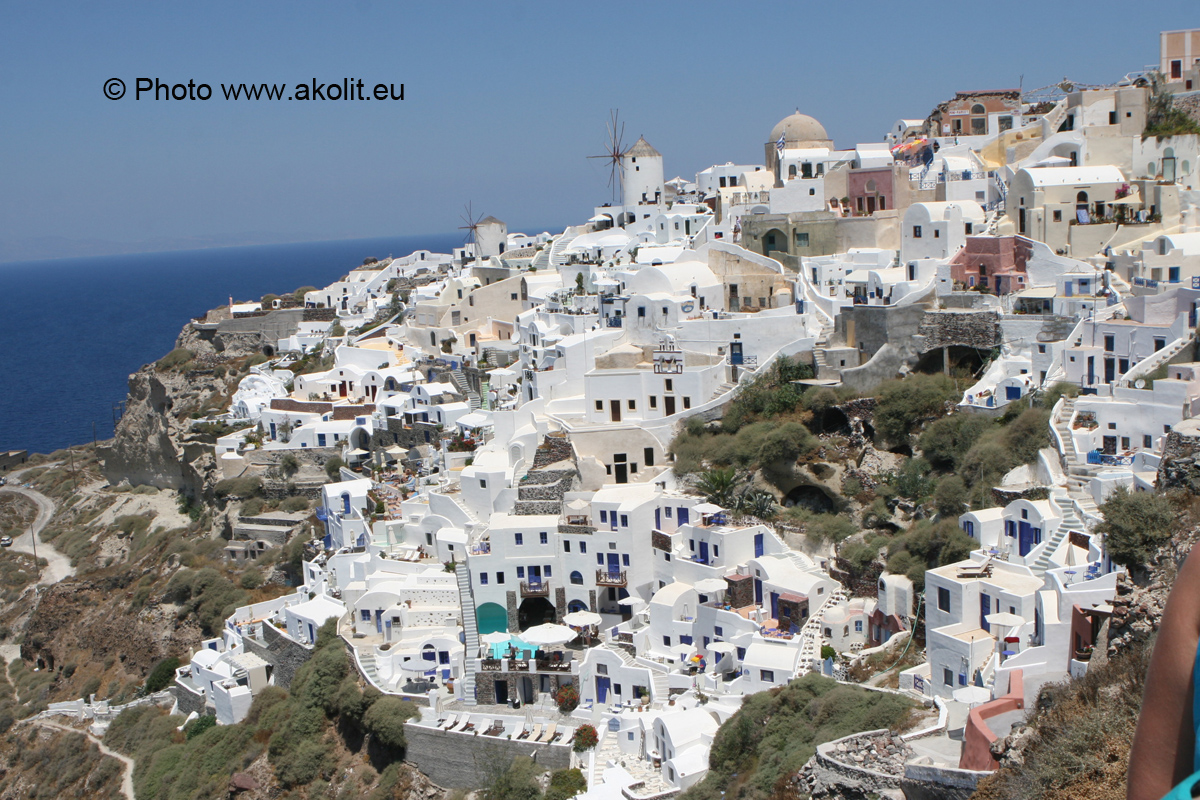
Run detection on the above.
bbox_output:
[348,448,370,457]
[521,624,577,646]
[481,632,512,645]
[693,578,728,594]
[985,612,1025,629]
[562,611,603,627]
[618,597,647,612]
[707,641,737,654]
[953,686,992,707]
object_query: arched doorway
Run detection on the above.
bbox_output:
[477,602,507,635]
[518,597,555,630]
[762,228,788,257]
[567,599,588,614]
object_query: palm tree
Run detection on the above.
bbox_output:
[694,467,743,507]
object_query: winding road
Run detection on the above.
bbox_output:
[1,473,75,585]
[33,719,136,800]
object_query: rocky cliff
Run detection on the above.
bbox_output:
[100,313,263,494]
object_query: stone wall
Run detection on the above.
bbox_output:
[795,729,912,799]
[725,574,754,609]
[651,532,671,552]
[915,310,1000,353]
[1157,423,1200,492]
[403,723,572,788]
[171,679,207,716]
[899,764,985,800]
[242,623,314,689]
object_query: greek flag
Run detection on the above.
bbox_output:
[776,134,785,155]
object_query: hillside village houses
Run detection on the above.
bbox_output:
[171,31,1200,790]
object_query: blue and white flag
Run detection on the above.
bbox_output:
[776,134,785,155]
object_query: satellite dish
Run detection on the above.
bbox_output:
[1135,379,1146,389]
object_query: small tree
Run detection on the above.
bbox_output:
[324,457,344,480]
[574,272,585,295]
[1097,487,1175,576]
[933,475,968,518]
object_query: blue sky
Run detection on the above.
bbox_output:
[0,1,1191,261]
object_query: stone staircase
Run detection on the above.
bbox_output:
[1031,495,1077,574]
[812,322,836,379]
[514,434,579,515]
[456,563,480,705]
[549,227,587,269]
[450,369,483,409]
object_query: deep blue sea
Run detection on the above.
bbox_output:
[0,233,467,455]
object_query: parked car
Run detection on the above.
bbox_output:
[0,537,12,548]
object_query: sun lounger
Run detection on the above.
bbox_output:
[516,723,533,740]
[441,713,459,730]
[483,720,503,736]
[526,723,542,742]
[539,722,557,743]
[459,717,476,733]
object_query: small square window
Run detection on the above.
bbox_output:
[663,636,671,646]
[595,400,603,411]
[540,532,548,544]
[943,668,954,686]
[564,540,571,553]
[497,572,504,584]
[515,533,523,545]
[628,399,636,410]
[600,510,607,522]
[620,515,628,527]
[580,541,587,553]
[480,573,489,585]
[714,626,723,636]
[760,670,774,683]
[665,507,672,518]
[517,567,525,578]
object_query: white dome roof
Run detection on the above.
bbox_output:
[769,112,829,145]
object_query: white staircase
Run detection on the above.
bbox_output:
[651,672,671,704]
[360,650,380,686]
[455,563,480,705]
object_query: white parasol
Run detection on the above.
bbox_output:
[521,623,577,646]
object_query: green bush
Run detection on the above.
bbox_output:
[157,348,194,370]
[214,477,261,499]
[546,768,588,800]
[324,457,345,480]
[873,373,959,449]
[933,475,968,518]
[1097,488,1176,575]
[145,657,181,694]
[918,413,992,469]
[361,696,419,751]
[185,714,217,740]
[279,495,310,512]
[486,756,543,800]
[757,422,817,467]
[279,453,300,477]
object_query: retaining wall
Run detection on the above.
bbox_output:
[403,723,572,788]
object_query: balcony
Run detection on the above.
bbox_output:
[596,569,628,587]
[520,580,551,598]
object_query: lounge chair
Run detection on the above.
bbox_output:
[526,723,542,742]
[539,722,557,743]
[516,723,533,740]
[459,717,476,733]
[441,713,459,730]
[483,720,504,736]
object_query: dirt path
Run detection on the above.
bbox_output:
[33,718,136,800]
[0,485,75,585]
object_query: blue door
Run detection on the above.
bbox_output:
[655,508,661,530]
[308,623,315,643]
[698,541,709,564]
[754,579,763,605]
[770,592,779,620]
[980,595,991,632]
[678,507,689,525]
[1005,386,1021,401]
[597,676,610,703]
[375,610,383,634]
[754,533,764,557]
[607,553,620,576]
[1018,521,1035,557]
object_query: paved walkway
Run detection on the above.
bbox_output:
[33,719,135,800]
[0,482,75,585]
